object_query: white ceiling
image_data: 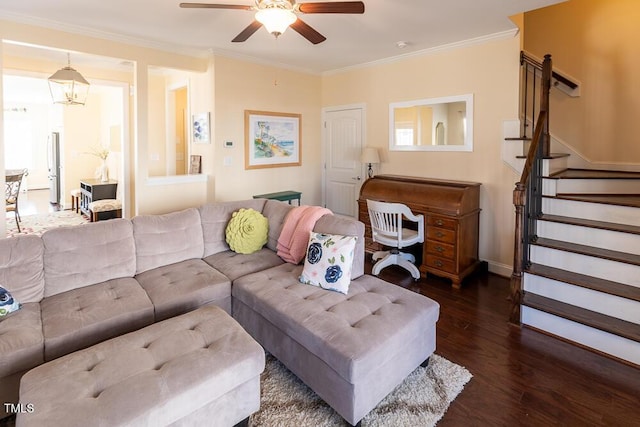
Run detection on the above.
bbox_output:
[0,0,565,74]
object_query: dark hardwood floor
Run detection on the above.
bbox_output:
[366,258,640,427]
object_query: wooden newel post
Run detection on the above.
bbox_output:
[509,182,526,325]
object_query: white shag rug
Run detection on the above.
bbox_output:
[250,354,472,426]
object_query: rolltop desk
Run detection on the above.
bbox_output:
[358,175,481,288]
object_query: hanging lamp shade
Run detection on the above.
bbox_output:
[48,54,90,105]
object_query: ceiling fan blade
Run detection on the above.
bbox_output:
[179,2,252,10]
[290,18,326,44]
[297,1,364,14]
[232,20,263,42]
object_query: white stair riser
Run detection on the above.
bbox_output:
[542,157,568,176]
[537,221,640,256]
[542,178,557,197]
[555,179,640,195]
[524,273,640,324]
[522,307,640,365]
[530,245,640,287]
[542,197,640,227]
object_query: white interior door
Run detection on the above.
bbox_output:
[323,106,364,217]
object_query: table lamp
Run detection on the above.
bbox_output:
[360,147,380,178]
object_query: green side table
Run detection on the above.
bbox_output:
[253,190,301,205]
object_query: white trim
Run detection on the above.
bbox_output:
[145,174,208,186]
[0,11,209,59]
[323,29,518,76]
[487,260,512,278]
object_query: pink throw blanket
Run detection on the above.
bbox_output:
[277,205,333,264]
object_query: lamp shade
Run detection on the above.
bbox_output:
[255,8,297,35]
[360,147,380,164]
[48,55,90,105]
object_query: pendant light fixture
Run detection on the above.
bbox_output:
[48,53,90,105]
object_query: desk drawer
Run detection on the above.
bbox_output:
[427,227,456,244]
[425,255,456,274]
[427,215,457,230]
[426,240,455,260]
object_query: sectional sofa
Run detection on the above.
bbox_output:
[0,198,440,426]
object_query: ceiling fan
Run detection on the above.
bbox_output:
[179,0,365,44]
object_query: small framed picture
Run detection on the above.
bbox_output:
[189,155,202,174]
[192,112,210,144]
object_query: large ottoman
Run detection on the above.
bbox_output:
[16,306,265,427]
[232,263,440,426]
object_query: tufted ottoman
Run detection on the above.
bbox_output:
[232,263,440,426]
[17,305,265,427]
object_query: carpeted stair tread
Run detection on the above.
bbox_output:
[539,214,640,235]
[522,292,640,342]
[526,263,640,302]
[533,237,640,266]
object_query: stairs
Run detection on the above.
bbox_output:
[521,162,640,366]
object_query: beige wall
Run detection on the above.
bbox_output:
[213,56,322,204]
[322,36,522,271]
[524,0,640,165]
[1,19,211,220]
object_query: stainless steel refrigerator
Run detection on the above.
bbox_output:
[47,132,61,205]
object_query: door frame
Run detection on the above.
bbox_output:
[321,103,367,212]
[165,80,190,176]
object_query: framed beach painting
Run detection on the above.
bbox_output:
[244,110,301,169]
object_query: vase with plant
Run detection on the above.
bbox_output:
[87,145,110,182]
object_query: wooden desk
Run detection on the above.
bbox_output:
[253,190,301,205]
[359,175,481,288]
[80,179,118,217]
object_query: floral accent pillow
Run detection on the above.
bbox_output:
[299,232,357,294]
[0,286,21,318]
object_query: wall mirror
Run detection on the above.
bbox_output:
[389,93,473,152]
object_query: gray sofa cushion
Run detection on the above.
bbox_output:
[199,200,267,257]
[313,213,365,279]
[232,263,440,383]
[0,235,44,304]
[133,208,204,275]
[0,303,43,378]
[135,259,231,321]
[262,200,295,251]
[41,278,154,361]
[42,219,136,297]
[203,248,284,282]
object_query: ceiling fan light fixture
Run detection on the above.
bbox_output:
[47,53,90,106]
[255,7,297,36]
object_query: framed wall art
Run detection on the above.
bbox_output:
[244,110,301,169]
[192,112,210,144]
[189,155,202,174]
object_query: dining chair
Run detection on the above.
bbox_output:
[5,169,28,233]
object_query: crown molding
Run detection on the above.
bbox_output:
[322,28,519,76]
[0,11,210,59]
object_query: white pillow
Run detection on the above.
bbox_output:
[299,232,357,294]
[0,286,21,318]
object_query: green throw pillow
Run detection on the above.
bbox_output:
[225,208,269,254]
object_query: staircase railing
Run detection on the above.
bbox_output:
[509,54,552,325]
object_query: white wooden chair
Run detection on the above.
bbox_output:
[366,199,424,280]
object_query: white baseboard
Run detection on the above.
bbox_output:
[487,260,512,278]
